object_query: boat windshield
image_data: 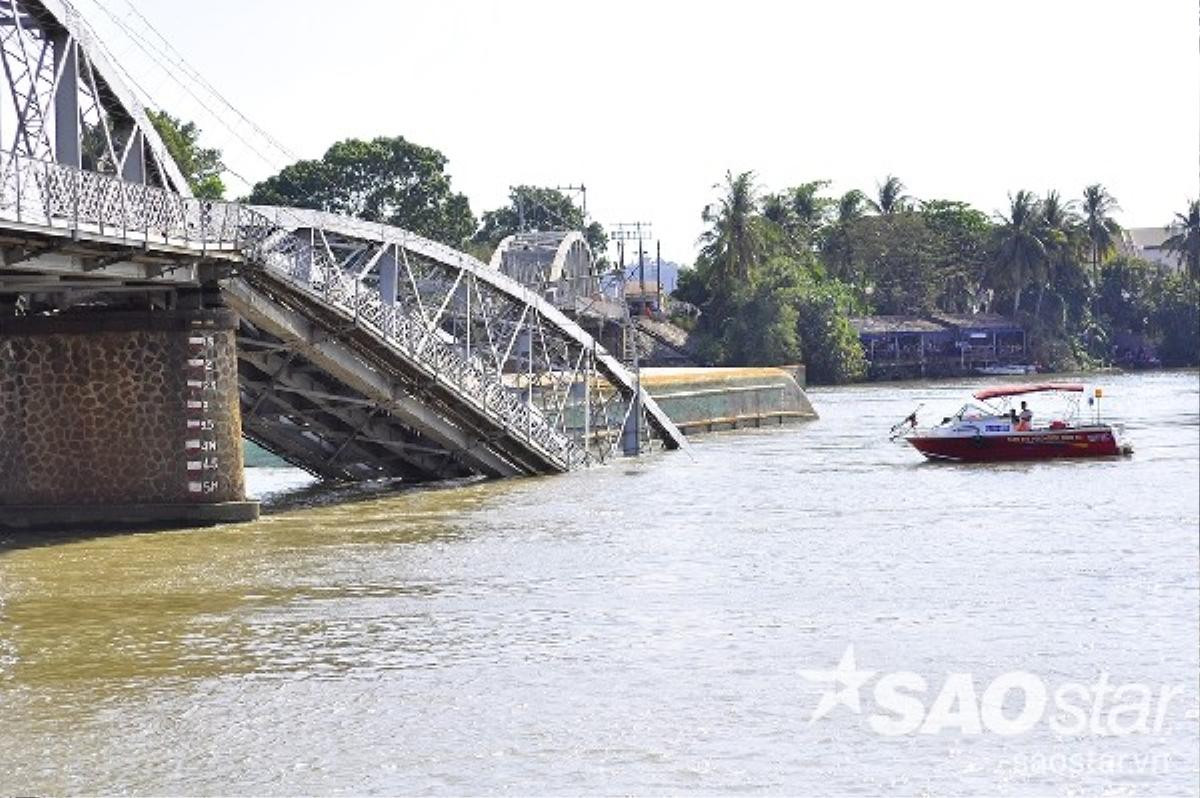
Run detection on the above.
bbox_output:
[954,403,1001,421]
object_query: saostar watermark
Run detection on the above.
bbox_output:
[1000,748,1173,778]
[799,645,1189,737]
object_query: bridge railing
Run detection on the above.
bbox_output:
[242,212,586,471]
[0,149,246,252]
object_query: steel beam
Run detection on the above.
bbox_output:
[223,277,528,478]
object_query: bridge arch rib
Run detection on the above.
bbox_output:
[489,230,595,285]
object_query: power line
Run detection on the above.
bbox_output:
[82,2,370,206]
[72,9,261,192]
[75,8,157,109]
[120,0,299,164]
[74,3,485,219]
[81,0,288,176]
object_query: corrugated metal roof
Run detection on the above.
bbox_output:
[1124,226,1176,250]
[929,313,1023,331]
[849,316,951,334]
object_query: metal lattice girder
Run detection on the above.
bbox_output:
[223,274,550,478]
[0,0,187,191]
[236,330,466,482]
[243,206,688,466]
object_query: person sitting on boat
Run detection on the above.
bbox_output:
[1016,401,1033,431]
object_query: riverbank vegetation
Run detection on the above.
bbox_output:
[675,172,1200,382]
[150,113,1197,384]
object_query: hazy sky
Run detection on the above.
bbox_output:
[78,0,1199,262]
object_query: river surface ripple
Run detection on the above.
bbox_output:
[1,371,1197,796]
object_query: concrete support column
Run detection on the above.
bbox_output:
[0,309,258,529]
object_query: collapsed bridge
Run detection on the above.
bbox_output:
[0,0,685,529]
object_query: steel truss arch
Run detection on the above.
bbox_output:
[240,205,687,475]
[490,229,595,284]
[0,0,189,193]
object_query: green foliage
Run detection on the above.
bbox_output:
[1163,200,1200,280]
[869,175,913,215]
[1081,183,1121,274]
[763,181,832,252]
[679,168,1198,381]
[920,200,992,312]
[698,171,770,286]
[793,276,868,384]
[247,136,476,246]
[838,212,939,314]
[678,177,866,383]
[1093,256,1156,335]
[710,256,805,366]
[1081,257,1199,367]
[146,110,225,199]
[1152,272,1200,366]
[472,186,605,259]
[821,190,869,278]
[993,190,1048,315]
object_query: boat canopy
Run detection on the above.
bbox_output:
[973,382,1085,401]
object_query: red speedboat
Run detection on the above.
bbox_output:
[895,383,1132,462]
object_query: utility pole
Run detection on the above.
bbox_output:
[555,184,587,221]
[637,232,646,309]
[609,222,652,457]
[655,239,662,313]
[609,222,653,286]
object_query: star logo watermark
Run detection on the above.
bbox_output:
[798,645,1191,738]
[798,645,877,723]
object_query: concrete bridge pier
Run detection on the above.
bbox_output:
[0,308,259,530]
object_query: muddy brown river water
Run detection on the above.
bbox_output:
[1,371,1197,795]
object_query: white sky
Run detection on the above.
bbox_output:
[77,0,1199,262]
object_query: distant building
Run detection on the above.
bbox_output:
[851,316,956,364]
[1120,227,1186,272]
[850,313,1028,378]
[929,313,1027,366]
[624,280,664,316]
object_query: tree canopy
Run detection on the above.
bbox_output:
[247,136,476,246]
[1163,200,1200,280]
[472,185,606,258]
[146,110,225,199]
[676,172,867,382]
[676,173,1199,377]
[1081,184,1121,275]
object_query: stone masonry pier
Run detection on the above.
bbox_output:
[0,309,258,530]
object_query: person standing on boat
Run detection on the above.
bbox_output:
[1016,401,1033,431]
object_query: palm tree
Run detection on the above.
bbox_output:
[1081,184,1121,278]
[698,170,765,283]
[821,189,869,278]
[836,189,868,224]
[869,175,913,215]
[1162,199,1200,281]
[1036,190,1080,321]
[789,181,832,229]
[994,190,1047,315]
